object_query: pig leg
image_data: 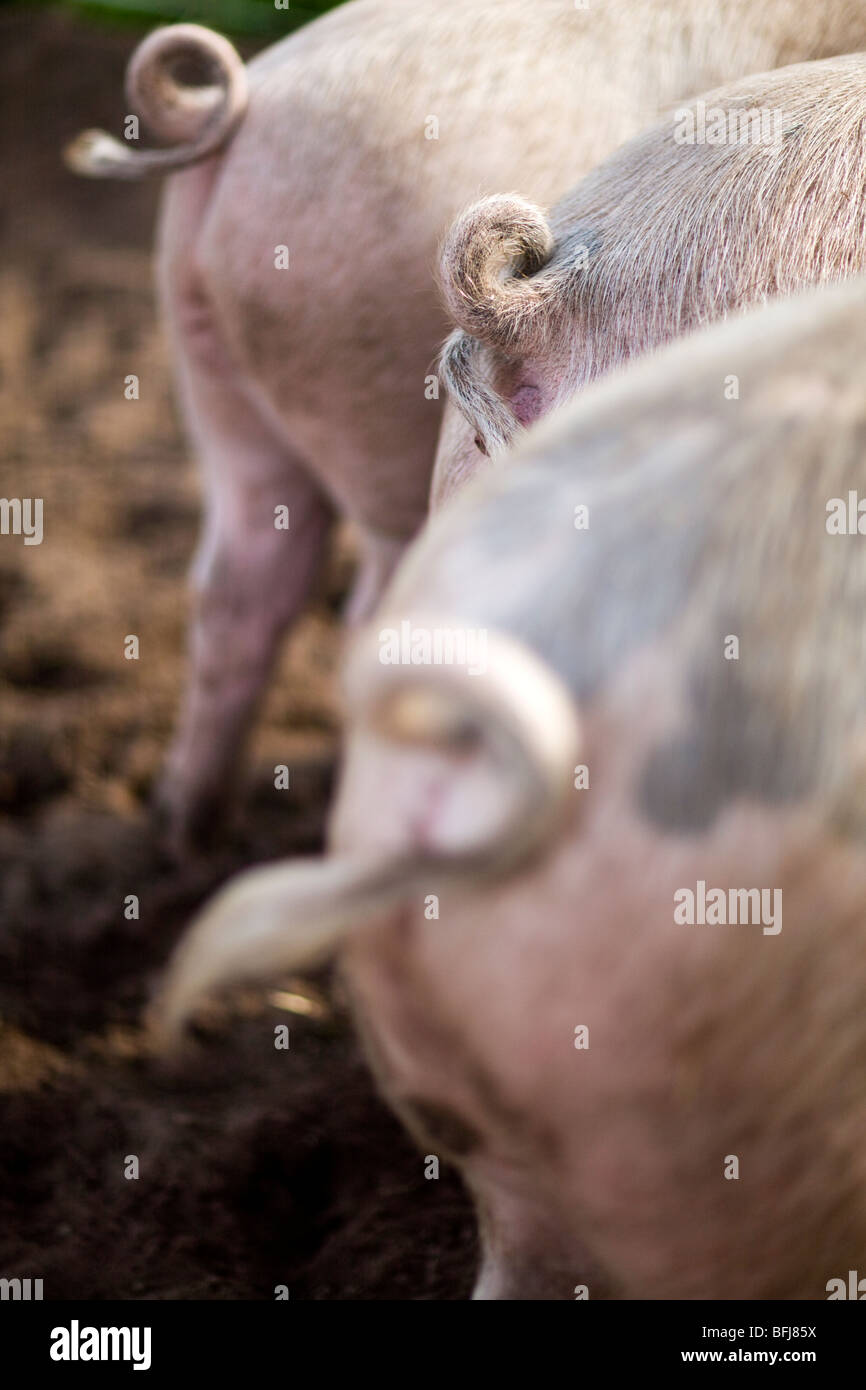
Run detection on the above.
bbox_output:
[160,464,332,848]
[343,531,407,625]
[155,292,333,848]
[158,433,333,848]
[472,1199,611,1301]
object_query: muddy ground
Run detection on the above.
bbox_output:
[0,6,475,1299]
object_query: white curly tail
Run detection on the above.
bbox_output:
[65,24,247,179]
[150,620,580,1046]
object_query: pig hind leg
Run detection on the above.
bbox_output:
[156,280,333,850]
[343,530,407,625]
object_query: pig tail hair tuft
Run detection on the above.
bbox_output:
[438,329,523,458]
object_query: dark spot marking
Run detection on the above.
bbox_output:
[509,384,541,428]
[638,652,817,833]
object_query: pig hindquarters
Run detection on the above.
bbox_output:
[154,275,866,1298]
[68,0,866,843]
[434,51,866,502]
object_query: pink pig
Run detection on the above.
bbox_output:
[433,51,866,502]
[69,1,866,844]
[155,274,866,1299]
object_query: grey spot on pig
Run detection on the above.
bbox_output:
[637,673,816,834]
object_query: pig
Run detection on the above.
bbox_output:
[152,272,866,1299]
[433,50,866,505]
[66,0,866,847]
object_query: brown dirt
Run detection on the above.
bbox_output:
[0,6,475,1299]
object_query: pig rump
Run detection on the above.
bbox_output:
[64,24,248,178]
[440,54,866,457]
[150,621,580,1045]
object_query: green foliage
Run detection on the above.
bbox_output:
[33,0,347,38]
